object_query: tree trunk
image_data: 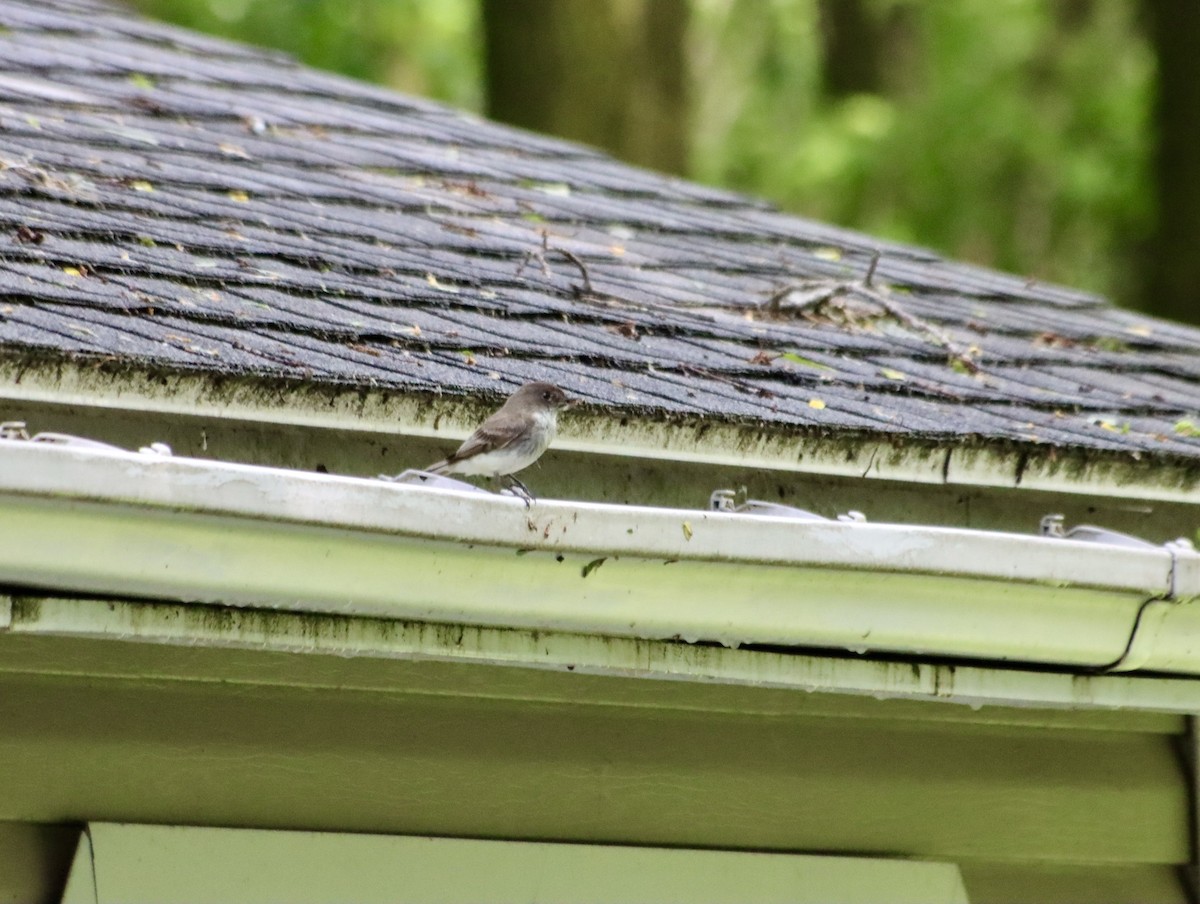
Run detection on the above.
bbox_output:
[1141,0,1200,324]
[818,0,882,96]
[481,0,687,175]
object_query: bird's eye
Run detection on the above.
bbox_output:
[543,391,552,400]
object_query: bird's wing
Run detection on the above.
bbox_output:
[445,411,526,464]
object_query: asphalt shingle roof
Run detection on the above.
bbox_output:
[2,0,1200,460]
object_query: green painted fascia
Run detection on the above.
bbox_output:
[2,594,1195,725]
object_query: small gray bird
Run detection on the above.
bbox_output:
[425,381,576,501]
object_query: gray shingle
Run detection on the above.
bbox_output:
[1,0,1199,462]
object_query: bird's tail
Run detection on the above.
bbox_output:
[424,458,452,475]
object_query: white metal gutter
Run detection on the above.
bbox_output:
[0,439,1198,675]
[3,360,1200,505]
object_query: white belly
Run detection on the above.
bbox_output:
[452,413,556,477]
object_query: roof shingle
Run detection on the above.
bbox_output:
[2,0,1199,460]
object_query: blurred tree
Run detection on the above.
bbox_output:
[1140,0,1200,324]
[129,0,482,110]
[818,0,884,96]
[692,0,1153,308]
[481,0,688,174]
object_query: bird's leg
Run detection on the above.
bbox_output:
[502,474,535,507]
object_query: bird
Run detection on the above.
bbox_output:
[425,381,576,502]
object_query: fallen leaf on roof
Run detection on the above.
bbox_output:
[227,190,250,202]
[219,142,250,159]
[813,247,843,261]
[880,367,907,381]
[1125,325,1153,337]
[1175,420,1200,437]
[781,351,831,369]
[13,224,44,244]
[949,358,973,375]
[130,180,153,192]
[527,181,570,197]
[426,273,460,293]
[607,321,639,340]
[809,398,826,409]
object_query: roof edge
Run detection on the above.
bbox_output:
[1,353,1199,504]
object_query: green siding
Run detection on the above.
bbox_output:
[0,613,1192,903]
[63,824,970,903]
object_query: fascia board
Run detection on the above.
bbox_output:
[0,440,1192,673]
[7,594,1200,716]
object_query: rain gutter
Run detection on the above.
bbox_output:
[2,359,1199,505]
[0,439,1197,676]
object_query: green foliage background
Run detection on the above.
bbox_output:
[133,0,1153,306]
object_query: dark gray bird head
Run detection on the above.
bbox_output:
[502,381,577,413]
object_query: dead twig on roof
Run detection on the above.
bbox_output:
[762,249,981,375]
[678,363,774,398]
[548,247,593,294]
[514,230,594,295]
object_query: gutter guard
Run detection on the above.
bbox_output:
[0,439,1197,675]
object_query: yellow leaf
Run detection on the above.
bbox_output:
[130,180,154,192]
[62,266,81,277]
[228,190,250,202]
[426,273,460,293]
[808,398,826,409]
[681,522,693,541]
[880,368,907,381]
[813,247,843,261]
[1125,325,1152,337]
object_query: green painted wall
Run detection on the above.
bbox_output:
[0,618,1191,903]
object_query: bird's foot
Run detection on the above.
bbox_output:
[501,475,535,508]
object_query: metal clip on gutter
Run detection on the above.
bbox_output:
[0,421,173,456]
[709,488,866,523]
